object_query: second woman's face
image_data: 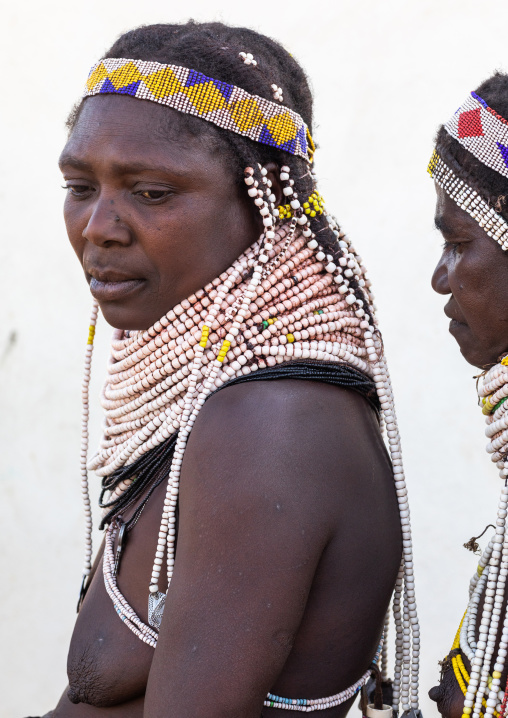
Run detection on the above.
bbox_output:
[432,186,508,369]
[59,95,261,330]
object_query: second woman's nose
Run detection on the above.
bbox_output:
[431,254,452,296]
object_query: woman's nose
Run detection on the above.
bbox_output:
[429,684,442,702]
[82,198,131,247]
[431,254,451,296]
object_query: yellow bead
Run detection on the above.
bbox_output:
[493,671,502,679]
[462,708,472,715]
[502,356,508,366]
[482,398,495,415]
[286,333,295,343]
[87,325,96,345]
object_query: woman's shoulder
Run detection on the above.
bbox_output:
[182,377,392,526]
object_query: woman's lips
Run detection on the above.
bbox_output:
[449,317,468,334]
[89,276,145,301]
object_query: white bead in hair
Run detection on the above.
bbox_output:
[271,83,284,102]
[239,51,257,66]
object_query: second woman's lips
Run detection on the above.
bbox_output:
[89,276,145,301]
[444,302,468,328]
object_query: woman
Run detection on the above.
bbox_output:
[32,21,419,718]
[428,74,508,718]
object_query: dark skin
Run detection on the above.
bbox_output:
[429,185,508,717]
[45,94,402,718]
[432,186,508,369]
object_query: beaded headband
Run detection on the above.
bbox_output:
[84,58,314,162]
[445,91,508,179]
[427,150,508,250]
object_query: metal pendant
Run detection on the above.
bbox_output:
[148,591,167,629]
[399,709,423,718]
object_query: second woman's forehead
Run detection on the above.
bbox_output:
[59,95,229,184]
[435,186,489,241]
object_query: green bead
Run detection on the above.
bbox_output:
[262,320,269,329]
[493,396,508,413]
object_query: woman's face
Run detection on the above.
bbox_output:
[431,185,508,369]
[59,95,262,330]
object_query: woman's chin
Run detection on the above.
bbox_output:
[458,344,506,370]
[449,328,504,369]
[97,303,158,332]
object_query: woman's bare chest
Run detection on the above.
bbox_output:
[67,482,169,707]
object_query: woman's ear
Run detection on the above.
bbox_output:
[263,161,283,207]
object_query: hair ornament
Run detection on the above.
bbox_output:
[84,58,313,162]
[278,191,325,220]
[445,92,508,180]
[238,51,257,66]
[271,83,283,102]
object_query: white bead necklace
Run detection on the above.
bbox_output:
[445,362,508,718]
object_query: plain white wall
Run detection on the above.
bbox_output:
[2,1,508,715]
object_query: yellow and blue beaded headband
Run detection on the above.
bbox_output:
[84,58,315,163]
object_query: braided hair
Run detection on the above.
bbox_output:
[435,72,508,220]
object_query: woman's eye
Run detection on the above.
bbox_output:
[138,189,171,201]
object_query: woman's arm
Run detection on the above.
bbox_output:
[144,379,389,718]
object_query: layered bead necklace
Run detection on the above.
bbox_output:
[439,360,508,718]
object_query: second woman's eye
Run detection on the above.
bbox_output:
[64,184,94,197]
[442,240,465,255]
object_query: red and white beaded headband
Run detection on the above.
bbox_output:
[445,92,508,179]
[84,58,315,162]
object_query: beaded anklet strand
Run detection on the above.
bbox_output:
[77,54,421,716]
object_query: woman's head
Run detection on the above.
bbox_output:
[431,73,508,369]
[60,22,333,330]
